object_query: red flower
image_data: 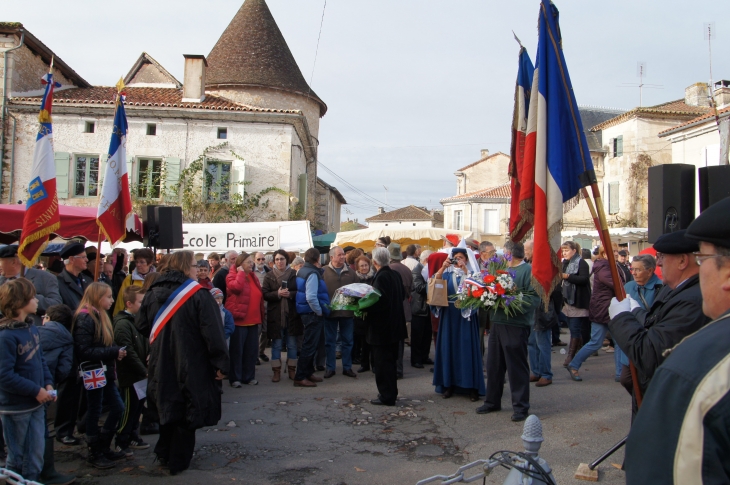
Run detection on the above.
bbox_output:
[471,287,485,298]
[483,275,496,284]
[494,284,505,295]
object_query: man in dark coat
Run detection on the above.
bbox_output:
[624,196,730,485]
[136,250,229,476]
[608,230,709,419]
[387,243,412,379]
[365,247,407,406]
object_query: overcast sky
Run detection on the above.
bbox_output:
[6,1,729,224]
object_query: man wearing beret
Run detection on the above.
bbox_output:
[0,245,62,325]
[624,198,730,484]
[607,230,709,420]
[56,242,93,312]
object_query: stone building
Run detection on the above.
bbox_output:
[440,183,511,246]
[0,0,340,224]
[365,205,444,230]
[315,177,346,234]
[452,150,510,196]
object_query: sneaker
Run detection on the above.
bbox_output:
[231,381,242,388]
[129,439,150,450]
[604,347,615,353]
[56,435,82,446]
[114,445,134,458]
[244,380,258,386]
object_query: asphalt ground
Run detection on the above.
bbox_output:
[42,332,631,485]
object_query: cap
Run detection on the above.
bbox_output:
[653,230,699,255]
[60,242,86,259]
[0,245,19,258]
[441,234,460,247]
[686,196,730,249]
[464,238,480,251]
[387,243,402,261]
[618,250,628,257]
[210,287,224,299]
[343,246,355,253]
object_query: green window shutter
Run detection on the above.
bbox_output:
[54,152,70,199]
[617,136,623,157]
[609,181,620,214]
[298,173,308,211]
[98,154,109,190]
[231,160,245,198]
[164,157,181,201]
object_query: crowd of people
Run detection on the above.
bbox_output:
[1,196,730,484]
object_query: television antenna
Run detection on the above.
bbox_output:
[619,62,663,107]
[383,185,389,206]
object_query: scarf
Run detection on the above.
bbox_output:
[356,268,374,281]
[132,266,155,282]
[272,266,293,323]
[562,253,581,306]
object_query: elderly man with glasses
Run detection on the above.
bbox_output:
[607,230,709,422]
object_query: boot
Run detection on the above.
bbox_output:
[40,437,77,484]
[99,430,126,462]
[287,359,297,380]
[563,337,581,368]
[271,360,282,383]
[86,436,115,469]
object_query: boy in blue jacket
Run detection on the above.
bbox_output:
[0,278,55,481]
[211,288,235,344]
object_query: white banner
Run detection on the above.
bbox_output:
[181,221,313,253]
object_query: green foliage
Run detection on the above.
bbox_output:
[339,220,361,232]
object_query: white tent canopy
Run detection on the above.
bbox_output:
[333,227,473,252]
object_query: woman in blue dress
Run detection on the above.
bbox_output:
[431,249,486,401]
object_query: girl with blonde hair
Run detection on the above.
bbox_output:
[72,282,127,469]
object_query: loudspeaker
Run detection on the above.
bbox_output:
[699,165,730,213]
[648,164,695,243]
[142,205,160,247]
[154,206,183,249]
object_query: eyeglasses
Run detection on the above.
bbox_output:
[256,258,266,261]
[693,252,722,266]
[629,267,644,273]
[274,257,286,261]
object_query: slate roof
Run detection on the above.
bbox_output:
[658,105,730,136]
[590,99,711,131]
[205,0,327,117]
[440,183,511,203]
[578,106,626,151]
[11,86,302,113]
[457,152,509,172]
[366,205,443,223]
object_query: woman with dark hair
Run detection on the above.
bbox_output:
[375,236,391,248]
[136,250,228,475]
[226,252,265,387]
[353,255,375,372]
[560,241,592,367]
[346,249,364,273]
[261,250,301,382]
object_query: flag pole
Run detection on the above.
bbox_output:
[94,229,103,282]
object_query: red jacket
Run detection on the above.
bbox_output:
[225,266,265,326]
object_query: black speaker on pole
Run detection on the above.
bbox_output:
[154,206,183,249]
[142,205,160,247]
[699,165,730,213]
[647,164,696,243]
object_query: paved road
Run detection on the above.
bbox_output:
[51,336,631,485]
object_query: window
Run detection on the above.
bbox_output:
[137,159,163,199]
[146,124,157,136]
[217,127,227,140]
[612,136,623,157]
[608,181,620,215]
[84,121,95,133]
[205,161,232,202]
[74,155,99,197]
[454,210,463,230]
[483,209,499,234]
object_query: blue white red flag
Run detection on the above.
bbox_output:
[82,368,107,390]
[508,46,535,242]
[150,278,202,344]
[97,79,133,244]
[18,72,62,266]
[523,0,595,304]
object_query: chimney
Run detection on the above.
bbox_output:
[481,149,490,159]
[684,82,711,107]
[714,80,730,108]
[182,55,207,103]
[378,207,384,214]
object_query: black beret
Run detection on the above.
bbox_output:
[0,245,18,258]
[343,246,356,253]
[653,230,699,255]
[686,196,730,249]
[60,242,86,259]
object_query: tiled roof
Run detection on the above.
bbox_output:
[658,105,730,136]
[11,86,302,113]
[457,151,509,171]
[124,52,182,88]
[206,0,327,117]
[440,183,511,203]
[365,205,441,223]
[590,99,711,132]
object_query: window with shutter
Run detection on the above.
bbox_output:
[204,161,232,202]
[609,182,620,214]
[164,157,181,201]
[616,136,623,156]
[54,152,70,199]
[298,173,308,211]
[137,159,163,199]
[483,209,499,234]
[73,155,100,197]
[454,210,463,230]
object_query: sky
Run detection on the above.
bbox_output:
[5,1,729,225]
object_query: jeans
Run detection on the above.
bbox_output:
[324,317,354,371]
[86,381,125,439]
[614,346,626,379]
[271,335,298,361]
[567,316,589,339]
[1,406,45,480]
[528,328,553,379]
[295,313,323,381]
[229,325,260,384]
[568,322,609,371]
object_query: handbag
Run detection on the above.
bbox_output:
[427,277,448,307]
[79,361,107,390]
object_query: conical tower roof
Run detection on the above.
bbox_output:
[206,0,327,116]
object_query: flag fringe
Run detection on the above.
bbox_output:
[563,191,582,214]
[510,199,535,242]
[17,222,61,268]
[96,211,132,247]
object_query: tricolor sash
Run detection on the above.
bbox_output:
[150,279,202,344]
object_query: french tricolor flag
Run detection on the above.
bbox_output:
[97,81,133,244]
[523,0,595,304]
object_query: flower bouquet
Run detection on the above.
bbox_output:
[327,283,381,318]
[450,254,532,317]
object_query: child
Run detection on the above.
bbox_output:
[113,286,150,457]
[211,287,234,344]
[39,304,75,385]
[198,260,214,289]
[0,278,55,481]
[73,282,127,469]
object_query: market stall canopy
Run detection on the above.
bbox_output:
[0,204,143,244]
[561,227,648,242]
[332,227,473,253]
[312,232,336,249]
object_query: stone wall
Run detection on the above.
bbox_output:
[460,153,510,194]
[1,42,75,95]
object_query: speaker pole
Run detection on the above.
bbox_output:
[94,228,103,283]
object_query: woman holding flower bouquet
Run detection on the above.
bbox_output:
[431,248,486,402]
